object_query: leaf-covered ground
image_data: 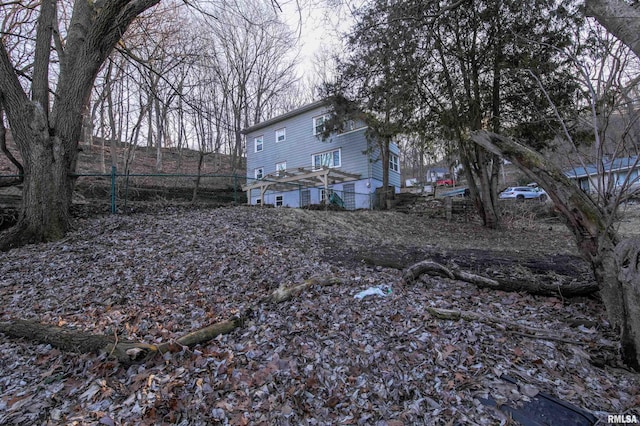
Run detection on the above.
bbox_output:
[1,206,639,425]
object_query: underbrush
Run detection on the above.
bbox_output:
[499,200,561,229]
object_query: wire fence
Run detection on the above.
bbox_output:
[0,168,247,215]
[1,169,397,214]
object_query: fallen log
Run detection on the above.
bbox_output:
[426,307,611,347]
[0,276,339,364]
[403,259,598,297]
[266,276,343,303]
[0,318,244,364]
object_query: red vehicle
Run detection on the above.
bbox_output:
[436,178,455,187]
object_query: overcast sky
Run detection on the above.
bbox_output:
[279,1,358,81]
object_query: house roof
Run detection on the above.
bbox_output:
[564,156,639,178]
[241,99,329,135]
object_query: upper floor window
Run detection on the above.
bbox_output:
[275,128,286,143]
[313,149,341,169]
[254,135,263,152]
[313,114,331,135]
[340,119,356,133]
[255,167,264,180]
[276,161,287,172]
[390,154,400,173]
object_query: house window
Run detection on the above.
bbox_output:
[254,167,264,180]
[276,128,286,143]
[390,154,400,173]
[313,114,331,135]
[301,190,311,207]
[254,135,263,152]
[275,195,284,207]
[276,161,287,172]
[339,119,355,133]
[313,149,341,169]
[256,198,262,205]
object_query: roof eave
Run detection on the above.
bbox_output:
[241,99,329,135]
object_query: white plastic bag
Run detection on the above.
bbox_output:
[354,285,391,299]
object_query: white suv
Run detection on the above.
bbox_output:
[499,186,548,201]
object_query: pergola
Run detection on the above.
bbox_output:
[242,167,361,204]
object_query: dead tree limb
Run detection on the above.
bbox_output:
[426,307,610,347]
[403,259,598,297]
[402,260,456,282]
[0,276,340,364]
[266,276,343,303]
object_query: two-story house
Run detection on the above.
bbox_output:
[242,100,401,209]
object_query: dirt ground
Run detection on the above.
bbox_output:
[1,205,639,425]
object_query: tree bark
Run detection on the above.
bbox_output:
[0,105,23,186]
[426,307,610,347]
[0,0,161,250]
[585,0,640,59]
[470,130,639,370]
[614,238,640,370]
[403,259,599,297]
[0,318,241,364]
[0,276,339,365]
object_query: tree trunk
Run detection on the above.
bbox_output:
[0,105,24,186]
[585,0,640,59]
[0,276,339,364]
[192,151,205,203]
[613,238,640,370]
[0,0,161,249]
[0,105,74,250]
[470,130,639,369]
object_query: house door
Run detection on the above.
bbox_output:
[343,183,356,210]
[301,190,311,207]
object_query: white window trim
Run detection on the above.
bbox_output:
[275,194,284,207]
[254,135,264,153]
[276,161,287,172]
[254,167,264,180]
[312,148,341,170]
[275,128,286,143]
[390,154,400,173]
[313,114,331,135]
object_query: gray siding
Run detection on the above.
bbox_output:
[244,101,401,205]
[369,143,401,188]
[245,103,371,180]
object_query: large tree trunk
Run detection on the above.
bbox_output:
[0,0,161,250]
[585,0,640,59]
[470,130,639,369]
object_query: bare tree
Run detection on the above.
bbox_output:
[197,0,300,174]
[471,26,640,369]
[0,0,162,249]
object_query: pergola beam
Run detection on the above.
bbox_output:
[241,167,361,202]
[242,168,360,191]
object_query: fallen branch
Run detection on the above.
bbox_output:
[426,307,610,347]
[403,260,456,282]
[404,259,598,297]
[266,276,343,303]
[0,318,243,364]
[0,276,341,364]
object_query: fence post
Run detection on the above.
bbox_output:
[110,165,117,214]
[233,174,238,205]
